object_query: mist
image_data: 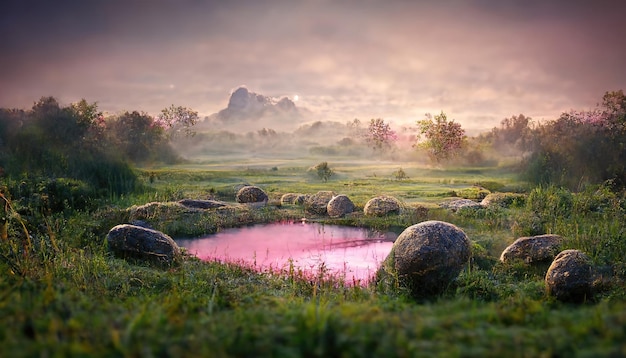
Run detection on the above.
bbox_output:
[171,87,425,164]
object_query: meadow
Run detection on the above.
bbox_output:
[1,157,625,357]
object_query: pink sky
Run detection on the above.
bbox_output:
[1,0,625,133]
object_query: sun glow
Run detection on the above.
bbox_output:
[293,94,299,102]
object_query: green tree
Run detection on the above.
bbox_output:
[314,162,334,182]
[106,111,170,163]
[520,90,626,189]
[366,118,397,152]
[490,114,534,154]
[416,111,466,162]
[157,104,199,140]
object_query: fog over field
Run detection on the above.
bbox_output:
[172,86,424,163]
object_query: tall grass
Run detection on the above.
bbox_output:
[1,168,625,356]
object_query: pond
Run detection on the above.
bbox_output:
[175,221,398,285]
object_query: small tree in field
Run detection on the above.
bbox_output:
[416,111,466,163]
[366,118,397,151]
[157,104,199,139]
[314,162,334,182]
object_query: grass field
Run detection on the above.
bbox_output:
[1,158,625,357]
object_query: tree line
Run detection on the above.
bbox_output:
[0,97,197,203]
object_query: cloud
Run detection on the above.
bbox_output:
[1,0,624,133]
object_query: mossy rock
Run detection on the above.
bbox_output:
[281,193,307,205]
[304,191,336,215]
[545,249,596,303]
[364,196,401,216]
[500,234,563,265]
[107,224,182,267]
[378,220,471,298]
[326,194,355,218]
[236,186,269,204]
[480,192,526,208]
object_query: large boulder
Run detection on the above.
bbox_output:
[545,249,595,303]
[235,185,268,204]
[500,234,563,264]
[326,195,355,218]
[280,193,307,205]
[378,221,471,298]
[107,224,182,266]
[364,196,401,216]
[304,191,336,215]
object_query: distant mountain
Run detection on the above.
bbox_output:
[215,86,299,122]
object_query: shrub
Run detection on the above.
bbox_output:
[311,162,334,182]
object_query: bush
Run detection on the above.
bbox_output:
[310,162,334,182]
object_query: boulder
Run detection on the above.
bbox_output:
[500,234,563,264]
[235,185,268,204]
[545,249,595,303]
[178,199,228,209]
[326,195,355,218]
[107,224,182,266]
[364,196,401,216]
[379,220,471,298]
[280,193,307,205]
[439,198,483,212]
[304,191,336,215]
[128,202,186,221]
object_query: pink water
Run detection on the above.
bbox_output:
[175,222,397,285]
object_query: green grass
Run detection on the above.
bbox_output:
[1,161,625,357]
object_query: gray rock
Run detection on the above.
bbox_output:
[304,191,336,215]
[235,185,269,204]
[500,234,563,264]
[107,224,182,266]
[545,249,595,303]
[280,193,307,205]
[439,198,483,212]
[326,194,355,218]
[178,199,228,209]
[364,196,401,216]
[379,220,471,297]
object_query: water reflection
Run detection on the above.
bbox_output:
[175,222,397,284]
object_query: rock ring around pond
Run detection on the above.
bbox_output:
[107,224,182,267]
[378,220,471,298]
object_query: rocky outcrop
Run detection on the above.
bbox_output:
[378,221,471,298]
[545,249,596,303]
[364,196,401,216]
[326,194,355,218]
[216,87,298,122]
[107,224,182,266]
[304,191,336,215]
[235,186,269,205]
[500,234,563,264]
